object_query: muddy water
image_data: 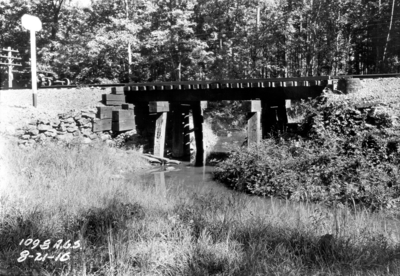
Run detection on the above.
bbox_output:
[142,129,247,195]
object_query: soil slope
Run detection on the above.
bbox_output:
[0,88,106,136]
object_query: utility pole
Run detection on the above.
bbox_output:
[0,47,22,88]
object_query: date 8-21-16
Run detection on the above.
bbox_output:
[17,239,81,263]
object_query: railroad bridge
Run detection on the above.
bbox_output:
[99,76,356,165]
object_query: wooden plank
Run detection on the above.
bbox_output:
[127,76,331,87]
[125,86,324,101]
[149,101,170,113]
[112,120,135,131]
[96,106,114,119]
[124,86,131,92]
[105,101,125,106]
[210,83,219,89]
[248,112,261,147]
[112,110,134,121]
[111,87,125,94]
[243,100,262,112]
[122,103,134,110]
[154,112,167,157]
[102,94,125,102]
[182,84,191,90]
[191,102,204,166]
[156,85,164,90]
[92,118,112,132]
[172,105,185,158]
[192,84,200,90]
[139,86,146,91]
[183,109,191,158]
[164,85,173,90]
[221,83,230,89]
[200,84,209,89]
[231,83,241,88]
[130,86,139,91]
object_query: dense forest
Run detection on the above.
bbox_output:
[1,0,400,84]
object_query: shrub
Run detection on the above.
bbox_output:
[213,133,400,210]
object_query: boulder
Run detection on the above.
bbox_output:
[27,129,39,136]
[38,124,51,132]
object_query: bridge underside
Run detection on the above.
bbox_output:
[118,84,326,166]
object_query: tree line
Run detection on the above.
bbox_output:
[1,0,400,85]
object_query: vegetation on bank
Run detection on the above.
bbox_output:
[1,133,400,275]
[214,82,400,211]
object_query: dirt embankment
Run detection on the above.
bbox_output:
[0,88,107,136]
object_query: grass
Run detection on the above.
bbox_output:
[1,136,400,275]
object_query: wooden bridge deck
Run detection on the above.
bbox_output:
[122,77,330,102]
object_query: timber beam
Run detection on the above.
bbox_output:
[150,101,169,157]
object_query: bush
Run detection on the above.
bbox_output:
[213,133,400,211]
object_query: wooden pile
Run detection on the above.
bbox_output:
[96,87,136,132]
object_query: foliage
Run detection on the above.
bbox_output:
[214,96,400,211]
[2,0,400,85]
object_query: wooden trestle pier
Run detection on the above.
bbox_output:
[101,77,337,165]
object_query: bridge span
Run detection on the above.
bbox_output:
[100,76,359,165]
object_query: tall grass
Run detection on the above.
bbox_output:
[1,136,400,275]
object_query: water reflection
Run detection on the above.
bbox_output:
[141,129,246,197]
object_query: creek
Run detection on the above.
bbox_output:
[141,129,247,196]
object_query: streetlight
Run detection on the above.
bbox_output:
[21,14,42,107]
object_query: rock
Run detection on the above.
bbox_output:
[28,120,37,126]
[79,118,90,125]
[51,119,60,127]
[60,113,72,120]
[82,112,95,119]
[27,129,39,136]
[89,133,98,140]
[37,133,47,140]
[67,126,78,133]
[38,124,51,132]
[73,130,81,136]
[21,135,30,140]
[81,137,91,144]
[58,124,67,132]
[44,130,57,137]
[65,117,75,124]
[38,118,50,125]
